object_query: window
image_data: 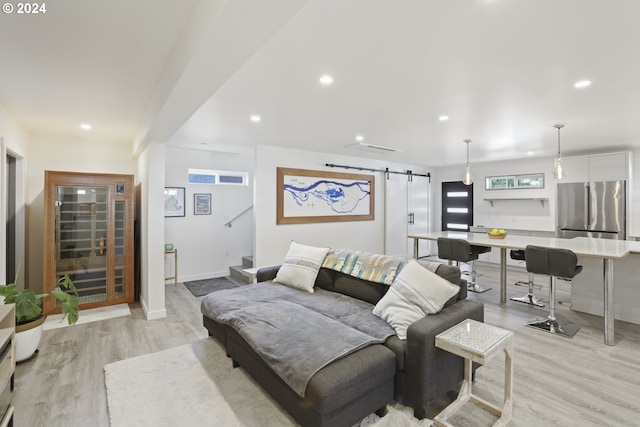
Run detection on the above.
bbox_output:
[188,168,249,186]
[485,173,544,190]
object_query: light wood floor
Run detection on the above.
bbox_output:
[12,263,640,427]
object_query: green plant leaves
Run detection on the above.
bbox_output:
[13,289,43,322]
[52,288,79,325]
[0,284,18,302]
[4,272,80,326]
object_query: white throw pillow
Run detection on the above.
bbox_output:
[273,241,330,293]
[373,259,460,339]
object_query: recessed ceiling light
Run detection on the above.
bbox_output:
[80,123,92,130]
[319,75,334,85]
[527,151,534,156]
[355,135,364,141]
[250,115,261,122]
[574,80,591,88]
[438,115,449,121]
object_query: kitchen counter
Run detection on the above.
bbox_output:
[409,231,640,345]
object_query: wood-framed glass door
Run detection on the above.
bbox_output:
[43,171,134,313]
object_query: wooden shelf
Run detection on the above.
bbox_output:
[484,198,548,207]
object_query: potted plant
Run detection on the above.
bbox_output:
[0,271,79,362]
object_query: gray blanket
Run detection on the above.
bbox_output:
[201,283,395,397]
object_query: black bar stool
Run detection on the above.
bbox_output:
[509,249,544,307]
[524,245,582,338]
[437,237,492,293]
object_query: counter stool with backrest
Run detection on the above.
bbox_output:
[524,245,583,338]
[509,249,544,307]
[437,237,492,293]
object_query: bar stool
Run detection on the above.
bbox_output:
[524,245,582,338]
[437,237,492,293]
[509,249,544,307]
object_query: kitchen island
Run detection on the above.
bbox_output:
[572,253,640,325]
[409,231,640,346]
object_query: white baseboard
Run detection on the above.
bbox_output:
[141,299,167,320]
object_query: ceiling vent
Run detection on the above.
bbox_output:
[346,142,401,153]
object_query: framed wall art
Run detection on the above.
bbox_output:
[276,167,374,224]
[164,187,185,217]
[194,193,211,215]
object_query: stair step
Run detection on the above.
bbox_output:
[229,265,252,285]
[242,255,254,268]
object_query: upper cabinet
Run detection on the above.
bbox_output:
[560,157,589,183]
[561,152,629,183]
[588,153,628,182]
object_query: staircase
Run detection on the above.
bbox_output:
[229,255,254,285]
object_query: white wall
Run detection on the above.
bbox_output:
[431,156,556,263]
[253,145,430,267]
[136,142,166,320]
[0,105,28,288]
[431,151,640,263]
[432,150,640,240]
[25,132,136,293]
[164,146,254,281]
[432,156,557,233]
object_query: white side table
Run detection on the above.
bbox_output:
[164,249,178,286]
[434,318,513,427]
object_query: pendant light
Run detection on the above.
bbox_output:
[553,124,566,180]
[463,139,473,185]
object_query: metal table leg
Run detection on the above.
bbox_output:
[500,247,507,303]
[604,258,615,346]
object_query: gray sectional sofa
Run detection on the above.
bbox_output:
[201,256,484,427]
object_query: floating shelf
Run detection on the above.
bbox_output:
[484,198,548,207]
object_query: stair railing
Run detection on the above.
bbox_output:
[225,206,253,228]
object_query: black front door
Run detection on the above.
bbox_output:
[441,181,473,231]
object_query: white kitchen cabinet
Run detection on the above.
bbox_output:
[588,153,628,181]
[560,157,589,183]
[561,152,629,183]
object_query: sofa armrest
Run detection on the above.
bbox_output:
[403,299,484,419]
[256,265,281,282]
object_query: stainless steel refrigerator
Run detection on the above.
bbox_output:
[556,181,626,240]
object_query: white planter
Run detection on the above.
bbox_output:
[15,316,45,362]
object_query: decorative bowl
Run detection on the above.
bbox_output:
[164,243,174,251]
[487,232,506,239]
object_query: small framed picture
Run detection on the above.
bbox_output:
[164,187,185,217]
[194,193,211,215]
[116,182,125,195]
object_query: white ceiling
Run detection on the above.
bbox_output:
[0,0,200,142]
[2,0,640,167]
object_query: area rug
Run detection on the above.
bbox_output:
[43,303,131,331]
[183,276,240,297]
[104,338,432,427]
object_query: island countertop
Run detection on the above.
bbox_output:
[408,231,640,346]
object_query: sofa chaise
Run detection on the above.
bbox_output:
[201,247,484,427]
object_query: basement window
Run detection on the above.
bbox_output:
[485,173,544,190]
[188,168,249,186]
